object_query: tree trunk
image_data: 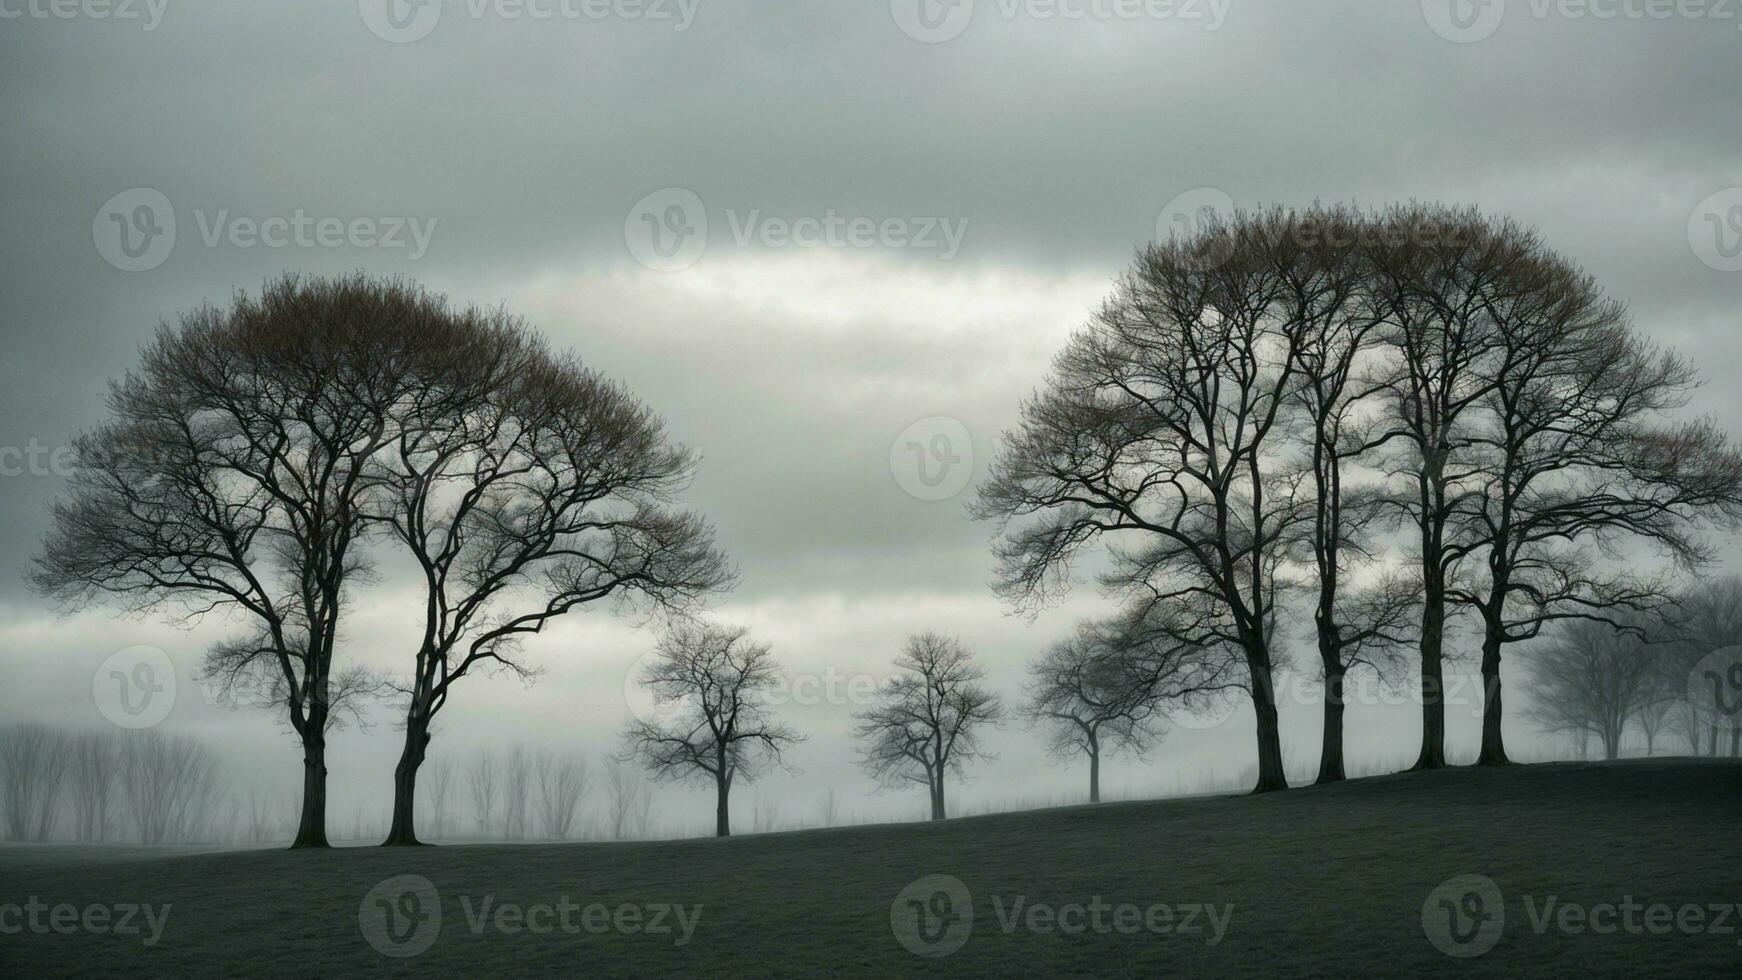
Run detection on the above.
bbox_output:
[1412,575,1448,770]
[715,773,731,837]
[382,716,431,846]
[1476,628,1509,766]
[290,730,330,849]
[1245,650,1288,792]
[1315,659,1347,785]
[1087,746,1101,804]
[1732,726,1740,758]
[931,777,947,820]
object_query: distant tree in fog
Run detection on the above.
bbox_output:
[119,731,224,843]
[855,633,1003,821]
[0,723,69,842]
[534,750,589,840]
[467,749,501,838]
[424,760,455,839]
[1521,619,1658,761]
[66,730,118,843]
[621,622,804,837]
[603,756,653,840]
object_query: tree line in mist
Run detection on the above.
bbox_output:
[26,203,1742,847]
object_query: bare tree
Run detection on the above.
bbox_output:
[854,633,1003,819]
[467,748,500,839]
[533,749,588,840]
[31,275,427,848]
[1270,207,1419,783]
[424,759,455,839]
[602,756,653,840]
[501,744,532,840]
[974,212,1314,792]
[621,622,804,837]
[1023,626,1167,803]
[370,311,731,845]
[814,786,840,828]
[1445,244,1742,765]
[1661,577,1742,757]
[1521,619,1659,761]
[0,723,69,842]
[118,731,224,843]
[65,730,118,843]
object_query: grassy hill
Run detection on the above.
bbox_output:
[3,759,1738,978]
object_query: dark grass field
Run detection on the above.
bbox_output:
[2,759,1738,978]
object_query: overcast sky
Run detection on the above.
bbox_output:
[1,1,1738,834]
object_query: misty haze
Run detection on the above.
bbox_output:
[2,2,1740,978]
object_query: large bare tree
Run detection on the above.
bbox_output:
[33,275,418,847]
[620,622,803,837]
[370,312,730,845]
[854,633,1003,819]
[975,212,1310,792]
[1445,243,1742,765]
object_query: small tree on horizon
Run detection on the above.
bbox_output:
[854,633,1004,820]
[620,622,804,837]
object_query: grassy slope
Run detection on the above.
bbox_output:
[2,759,1738,979]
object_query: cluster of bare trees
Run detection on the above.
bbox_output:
[976,204,1742,792]
[0,724,226,843]
[1525,577,1742,760]
[31,274,733,847]
[439,744,595,841]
